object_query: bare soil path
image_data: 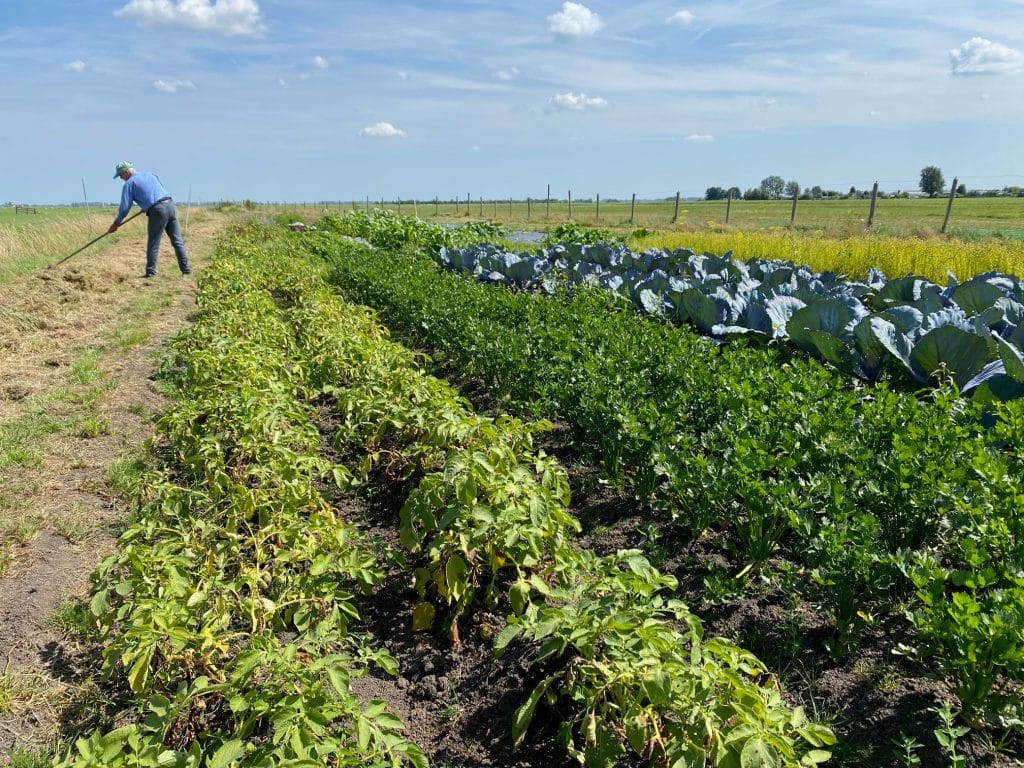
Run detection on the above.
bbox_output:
[0,210,232,759]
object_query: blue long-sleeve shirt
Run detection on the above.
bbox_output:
[114,172,170,224]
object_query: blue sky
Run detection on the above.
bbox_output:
[1,0,1023,204]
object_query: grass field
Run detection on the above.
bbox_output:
[318,195,1024,240]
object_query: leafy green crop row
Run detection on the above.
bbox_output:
[62,232,424,768]
[303,217,1024,737]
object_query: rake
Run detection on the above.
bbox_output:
[46,210,143,270]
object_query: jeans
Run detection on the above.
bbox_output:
[145,200,191,275]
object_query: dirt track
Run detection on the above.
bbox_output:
[0,210,230,758]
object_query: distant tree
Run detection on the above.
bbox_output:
[744,187,768,201]
[920,166,945,197]
[759,175,785,199]
[784,180,800,198]
[727,186,741,200]
[956,183,966,195]
[848,186,858,198]
[705,186,727,201]
[810,185,823,199]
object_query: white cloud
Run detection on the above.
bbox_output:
[496,67,520,81]
[115,0,265,37]
[397,71,409,80]
[64,59,87,73]
[685,133,713,142]
[950,37,1024,76]
[313,55,329,69]
[548,2,602,37]
[549,91,608,110]
[359,121,406,138]
[667,10,694,26]
[153,78,195,93]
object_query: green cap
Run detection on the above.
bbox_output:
[113,161,133,178]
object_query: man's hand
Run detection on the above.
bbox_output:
[107,223,119,234]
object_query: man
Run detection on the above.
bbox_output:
[108,161,191,278]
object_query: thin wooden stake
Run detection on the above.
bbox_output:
[941,176,958,233]
[726,188,733,223]
[630,193,636,224]
[867,182,879,227]
[672,191,680,223]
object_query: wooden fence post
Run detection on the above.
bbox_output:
[509,197,512,217]
[568,190,573,219]
[941,177,958,234]
[672,191,680,223]
[546,184,550,220]
[434,197,439,216]
[630,193,636,224]
[467,193,471,215]
[527,197,531,221]
[726,188,732,223]
[867,182,879,227]
[790,184,799,225]
[596,193,600,223]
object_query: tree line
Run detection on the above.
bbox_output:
[705,167,1022,202]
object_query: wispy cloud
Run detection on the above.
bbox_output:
[64,59,87,73]
[548,2,602,37]
[949,37,1024,76]
[496,66,520,81]
[115,0,265,37]
[153,78,195,93]
[685,133,713,142]
[360,121,406,138]
[549,91,607,110]
[313,55,329,69]
[667,10,695,27]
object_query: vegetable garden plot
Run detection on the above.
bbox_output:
[60,225,831,768]
[299,210,1024,765]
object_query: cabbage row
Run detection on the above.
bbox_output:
[437,242,1024,401]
